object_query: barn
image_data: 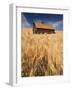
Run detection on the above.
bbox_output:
[33,22,55,34]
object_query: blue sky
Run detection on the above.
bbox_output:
[21,12,63,30]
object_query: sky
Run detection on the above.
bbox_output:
[21,12,63,31]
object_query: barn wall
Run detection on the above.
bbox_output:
[35,28,55,34]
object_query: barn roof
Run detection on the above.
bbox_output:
[34,22,55,30]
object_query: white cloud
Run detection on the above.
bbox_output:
[53,20,63,30]
[21,15,31,28]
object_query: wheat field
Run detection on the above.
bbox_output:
[21,28,63,77]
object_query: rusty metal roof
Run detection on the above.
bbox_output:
[34,22,55,30]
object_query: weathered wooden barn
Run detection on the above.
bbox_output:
[33,22,55,34]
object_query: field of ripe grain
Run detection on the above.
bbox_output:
[21,28,63,77]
